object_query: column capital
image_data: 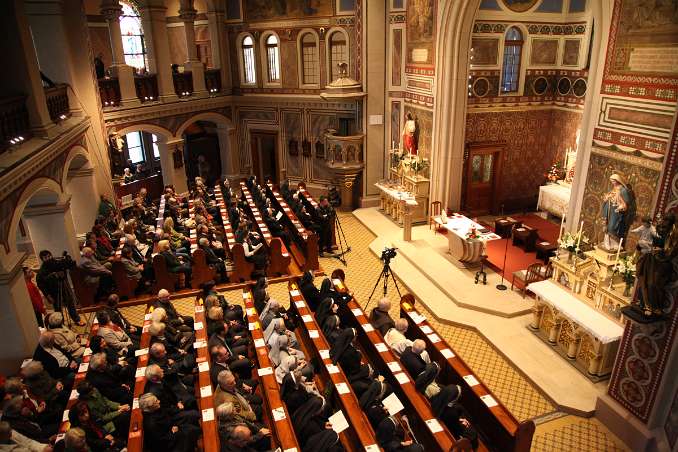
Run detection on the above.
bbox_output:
[0,251,27,283]
[179,8,197,22]
[100,1,123,21]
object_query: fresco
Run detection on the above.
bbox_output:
[406,0,435,65]
[500,0,540,12]
[245,0,333,21]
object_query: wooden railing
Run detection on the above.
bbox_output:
[99,78,121,107]
[173,72,193,97]
[205,69,221,94]
[45,84,69,122]
[134,74,158,103]
[0,95,30,152]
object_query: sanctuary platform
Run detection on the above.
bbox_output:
[354,207,609,416]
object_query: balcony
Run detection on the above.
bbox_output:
[134,73,158,103]
[0,95,31,153]
[173,72,193,98]
[205,69,221,94]
[99,77,121,107]
[44,84,69,122]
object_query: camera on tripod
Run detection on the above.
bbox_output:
[381,247,398,263]
[49,251,76,274]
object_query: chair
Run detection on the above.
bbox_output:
[512,225,539,251]
[511,262,553,297]
[70,267,98,308]
[429,201,442,232]
[230,243,255,283]
[190,248,217,289]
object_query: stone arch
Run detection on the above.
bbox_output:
[112,123,173,140]
[61,145,92,188]
[174,111,234,139]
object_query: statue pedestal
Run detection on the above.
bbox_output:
[585,246,627,281]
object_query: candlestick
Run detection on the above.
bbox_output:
[614,238,623,265]
[558,215,565,242]
[576,220,583,249]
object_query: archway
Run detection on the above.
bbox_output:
[63,146,100,237]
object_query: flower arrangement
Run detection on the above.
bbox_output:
[545,162,563,183]
[410,158,429,178]
[614,256,636,285]
[466,226,479,239]
[558,231,588,253]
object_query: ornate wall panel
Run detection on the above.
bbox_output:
[530,38,559,66]
[405,0,435,67]
[471,37,499,66]
[392,29,403,86]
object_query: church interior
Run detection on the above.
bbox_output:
[0,0,676,451]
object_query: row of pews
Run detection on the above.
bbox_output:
[214,184,254,282]
[192,296,219,452]
[296,183,336,249]
[186,198,218,288]
[126,304,153,452]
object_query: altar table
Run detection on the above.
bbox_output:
[537,183,571,218]
[375,182,426,225]
[528,279,623,380]
[434,214,501,267]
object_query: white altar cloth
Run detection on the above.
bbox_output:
[537,183,571,218]
[528,280,624,344]
[374,183,418,206]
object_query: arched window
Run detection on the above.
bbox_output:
[300,33,319,86]
[501,27,523,93]
[242,35,256,84]
[329,32,348,82]
[119,2,147,70]
[265,34,281,83]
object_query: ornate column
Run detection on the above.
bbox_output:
[206,0,231,92]
[100,0,139,106]
[530,301,545,330]
[179,1,207,96]
[139,1,178,102]
[403,201,413,242]
[22,197,80,258]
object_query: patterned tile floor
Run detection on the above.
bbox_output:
[109,212,629,452]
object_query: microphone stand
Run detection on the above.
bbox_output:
[496,226,511,291]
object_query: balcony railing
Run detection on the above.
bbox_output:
[99,77,121,107]
[173,72,193,97]
[134,73,159,103]
[0,95,31,153]
[205,69,221,94]
[44,84,69,122]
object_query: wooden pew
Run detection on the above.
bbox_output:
[111,237,138,300]
[70,267,98,308]
[399,295,535,452]
[240,183,291,276]
[297,183,336,249]
[241,289,300,450]
[287,281,380,451]
[265,184,319,272]
[214,185,253,282]
[187,200,217,289]
[126,304,153,452]
[152,254,178,292]
[328,276,459,451]
[193,297,220,452]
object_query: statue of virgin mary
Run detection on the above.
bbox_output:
[601,173,636,251]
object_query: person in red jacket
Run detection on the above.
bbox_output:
[23,267,46,328]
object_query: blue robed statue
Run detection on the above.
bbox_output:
[601,173,636,251]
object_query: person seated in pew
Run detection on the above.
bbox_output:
[148,342,196,389]
[139,393,201,452]
[268,334,310,373]
[220,424,260,452]
[318,278,352,306]
[197,237,226,281]
[366,404,424,452]
[86,353,133,405]
[144,364,198,413]
[384,318,413,356]
[154,289,194,330]
[161,217,191,255]
[84,234,113,266]
[202,285,246,324]
[75,381,130,444]
[3,377,61,435]
[263,205,292,248]
[78,246,115,300]
[206,309,249,353]
[68,401,126,452]
[321,313,342,345]
[315,297,340,330]
[299,271,322,311]
[32,332,77,385]
[275,356,321,415]
[46,313,86,362]
[290,394,343,452]
[264,319,299,350]
[148,317,194,356]
[104,294,141,342]
[0,397,55,445]
[118,247,148,294]
[251,277,269,312]
[370,298,396,336]
[0,420,51,452]
[240,231,267,274]
[213,370,262,422]
[259,298,297,333]
[96,311,137,358]
[216,402,272,452]
[208,344,256,389]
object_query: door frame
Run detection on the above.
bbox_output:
[249,129,280,183]
[462,141,505,215]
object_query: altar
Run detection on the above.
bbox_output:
[434,214,501,267]
[528,279,624,381]
[537,182,571,218]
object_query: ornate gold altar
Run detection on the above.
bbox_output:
[376,151,429,225]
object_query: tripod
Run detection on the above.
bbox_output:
[329,212,351,266]
[364,259,402,311]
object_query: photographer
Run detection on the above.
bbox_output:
[317,196,334,256]
[36,250,84,326]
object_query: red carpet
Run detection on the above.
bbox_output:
[482,215,560,288]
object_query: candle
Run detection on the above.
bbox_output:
[558,215,565,242]
[615,238,624,265]
[576,220,583,248]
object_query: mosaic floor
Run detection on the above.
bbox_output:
[107,212,629,452]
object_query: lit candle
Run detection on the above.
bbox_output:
[615,238,624,265]
[576,220,583,248]
[558,215,565,242]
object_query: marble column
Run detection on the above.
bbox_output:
[179,3,207,96]
[65,167,100,237]
[100,0,139,106]
[22,197,80,258]
[206,3,231,92]
[157,137,189,193]
[139,2,178,102]
[0,253,40,376]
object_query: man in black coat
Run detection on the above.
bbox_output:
[370,298,396,336]
[140,393,200,452]
[86,352,133,404]
[32,331,77,382]
[400,339,430,379]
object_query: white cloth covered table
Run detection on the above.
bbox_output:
[528,280,624,344]
[434,214,500,267]
[537,183,571,218]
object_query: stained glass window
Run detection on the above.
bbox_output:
[119,2,147,70]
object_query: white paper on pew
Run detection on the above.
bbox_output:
[195,305,204,313]
[254,338,266,349]
[290,289,301,297]
[294,300,306,308]
[382,392,405,416]
[62,410,70,422]
[319,349,330,360]
[441,348,456,359]
[144,313,152,320]
[409,312,426,324]
[275,211,283,221]
[200,385,212,398]
[364,445,380,452]
[481,394,498,407]
[69,389,78,400]
[249,322,258,331]
[78,362,89,373]
[427,333,441,343]
[194,321,204,330]
[142,324,150,333]
[134,348,149,357]
[135,367,146,378]
[283,449,298,452]
[351,308,363,317]
[426,418,443,433]
[387,362,401,373]
[362,323,374,333]
[421,325,433,334]
[328,410,349,434]
[242,292,249,300]
[332,278,342,287]
[198,362,209,373]
[202,408,215,422]
[302,314,313,323]
[83,348,92,357]
[193,340,206,349]
[375,342,388,353]
[463,375,480,386]
[257,367,274,376]
[335,382,350,395]
[246,308,255,316]
[272,407,286,422]
[309,330,319,339]
[394,372,410,385]
[132,398,139,410]
[93,316,99,324]
[326,364,340,374]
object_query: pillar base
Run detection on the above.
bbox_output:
[595,394,660,452]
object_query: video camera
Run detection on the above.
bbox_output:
[44,251,76,277]
[381,247,398,263]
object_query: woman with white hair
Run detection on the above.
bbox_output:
[46,312,86,360]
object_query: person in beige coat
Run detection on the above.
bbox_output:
[46,313,85,360]
[95,311,136,355]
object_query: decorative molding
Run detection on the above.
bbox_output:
[389,14,406,24]
[593,127,667,157]
[473,21,587,35]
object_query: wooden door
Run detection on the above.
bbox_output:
[463,142,504,215]
[250,131,278,184]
